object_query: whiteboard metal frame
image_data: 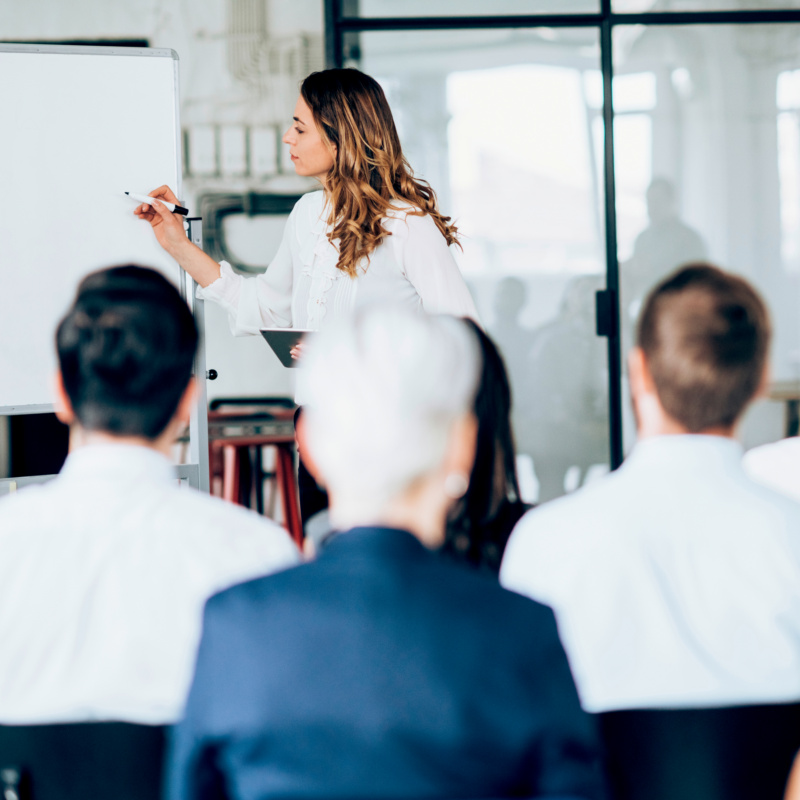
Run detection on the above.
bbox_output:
[0,43,178,59]
[0,44,209,492]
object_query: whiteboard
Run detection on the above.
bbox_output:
[0,45,183,411]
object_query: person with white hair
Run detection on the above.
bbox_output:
[166,307,605,800]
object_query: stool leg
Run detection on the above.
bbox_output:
[209,443,223,498]
[276,444,303,547]
[238,447,252,507]
[222,444,240,505]
[253,445,265,515]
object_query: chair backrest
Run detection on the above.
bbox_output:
[0,722,166,800]
[598,702,800,800]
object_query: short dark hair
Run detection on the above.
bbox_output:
[637,263,770,432]
[56,265,198,439]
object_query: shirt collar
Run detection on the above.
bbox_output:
[59,444,177,485]
[624,434,744,475]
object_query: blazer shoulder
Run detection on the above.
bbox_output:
[205,556,316,612]
[433,553,561,634]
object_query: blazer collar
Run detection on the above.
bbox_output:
[321,526,431,563]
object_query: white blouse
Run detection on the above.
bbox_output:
[197,190,478,334]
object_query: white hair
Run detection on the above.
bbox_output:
[302,306,480,513]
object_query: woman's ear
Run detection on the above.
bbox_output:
[443,412,478,487]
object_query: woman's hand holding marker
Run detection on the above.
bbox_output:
[126,191,188,215]
[132,186,188,256]
[132,185,222,288]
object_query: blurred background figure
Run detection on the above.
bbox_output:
[624,177,707,323]
[525,274,609,503]
[489,277,538,494]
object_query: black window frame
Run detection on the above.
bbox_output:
[326,1,800,469]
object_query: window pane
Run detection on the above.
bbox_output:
[614,23,800,454]
[615,0,800,9]
[352,27,609,502]
[346,0,599,18]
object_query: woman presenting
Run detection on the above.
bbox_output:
[135,67,478,521]
[135,67,477,333]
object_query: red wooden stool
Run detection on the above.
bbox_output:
[207,399,302,548]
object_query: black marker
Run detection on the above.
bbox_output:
[125,191,188,216]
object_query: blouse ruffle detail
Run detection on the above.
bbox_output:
[299,199,344,329]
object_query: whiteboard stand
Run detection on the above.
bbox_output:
[179,217,211,493]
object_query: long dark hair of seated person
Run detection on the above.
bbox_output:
[443,320,530,572]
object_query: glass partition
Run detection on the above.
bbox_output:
[330,2,800,487]
[351,27,609,502]
[614,23,800,451]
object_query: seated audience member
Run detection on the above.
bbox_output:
[501,264,800,713]
[167,308,605,800]
[443,319,531,572]
[0,265,298,725]
[743,436,800,503]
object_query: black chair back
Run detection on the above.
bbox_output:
[0,722,166,800]
[598,702,800,800]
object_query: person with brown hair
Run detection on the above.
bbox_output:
[135,67,477,524]
[501,263,800,713]
[133,68,477,335]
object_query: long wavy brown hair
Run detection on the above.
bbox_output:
[301,68,459,278]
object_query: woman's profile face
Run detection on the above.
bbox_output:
[282,96,335,184]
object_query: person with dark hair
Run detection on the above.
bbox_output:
[501,263,800,712]
[443,320,530,572]
[0,265,298,725]
[133,67,478,525]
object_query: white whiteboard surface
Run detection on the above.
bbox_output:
[0,45,182,411]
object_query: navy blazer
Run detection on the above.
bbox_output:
[167,527,605,800]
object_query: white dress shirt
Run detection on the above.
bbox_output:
[500,435,800,713]
[743,437,800,503]
[196,190,479,335]
[0,444,299,725]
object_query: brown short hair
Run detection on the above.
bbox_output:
[636,263,771,432]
